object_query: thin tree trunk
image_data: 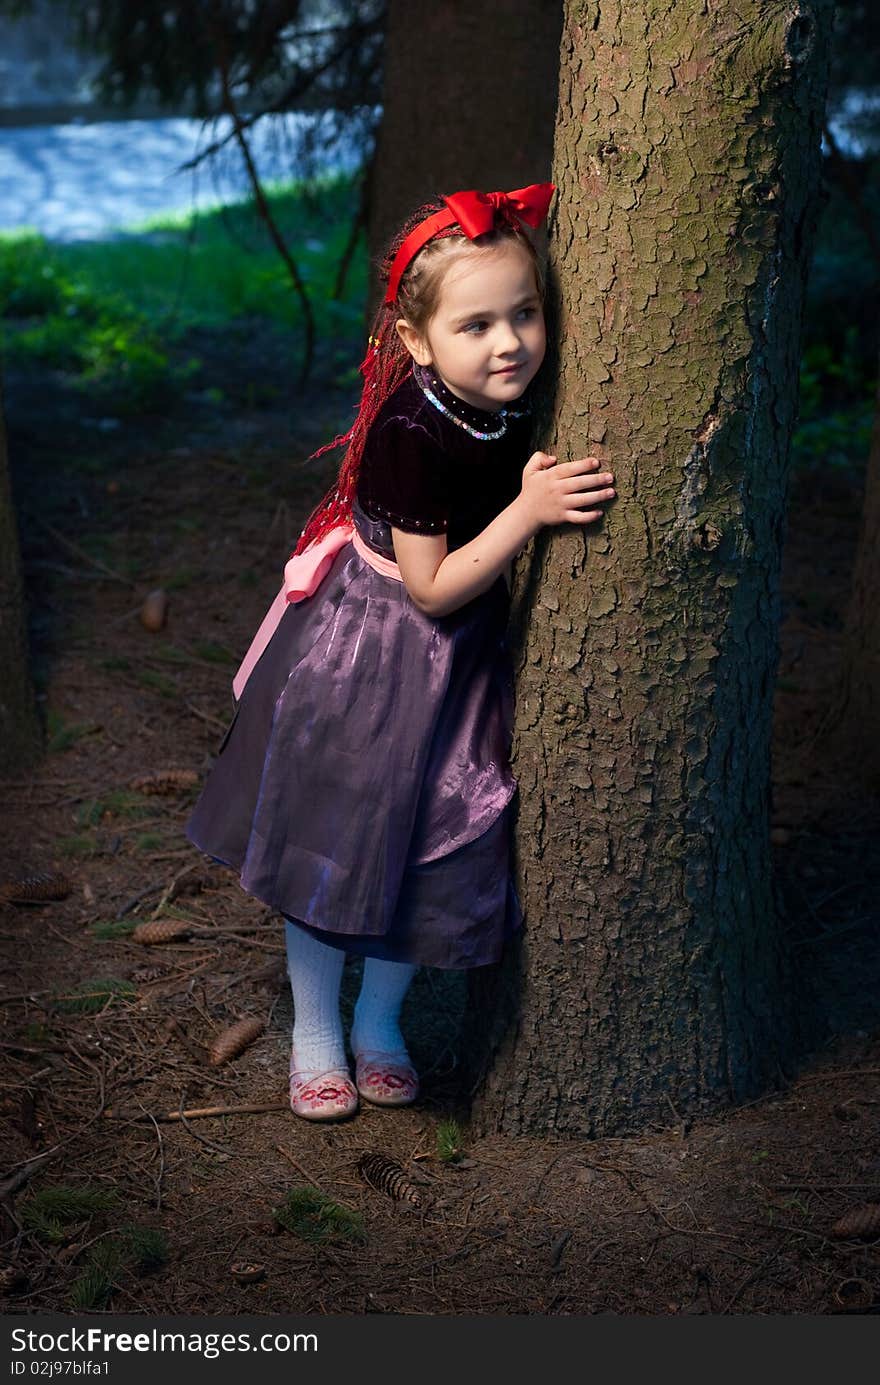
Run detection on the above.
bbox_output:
[0,375,42,772]
[367,0,564,305]
[829,349,880,782]
[467,0,835,1138]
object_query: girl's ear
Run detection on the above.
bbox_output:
[395,317,433,367]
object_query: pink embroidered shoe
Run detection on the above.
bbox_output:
[289,1061,358,1122]
[354,1051,419,1108]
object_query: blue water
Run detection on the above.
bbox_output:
[0,110,370,241]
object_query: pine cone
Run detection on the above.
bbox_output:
[209,1017,265,1067]
[131,964,170,983]
[0,872,73,904]
[357,1152,422,1206]
[132,918,192,945]
[130,769,199,795]
[830,1204,880,1240]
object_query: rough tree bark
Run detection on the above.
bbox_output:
[367,0,563,295]
[0,375,42,772]
[466,0,835,1138]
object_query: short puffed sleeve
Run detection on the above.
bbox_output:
[357,413,450,534]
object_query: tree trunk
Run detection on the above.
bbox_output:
[825,348,880,785]
[0,375,42,773]
[466,0,835,1138]
[367,0,563,301]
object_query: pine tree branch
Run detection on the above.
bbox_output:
[176,21,377,175]
[212,36,316,386]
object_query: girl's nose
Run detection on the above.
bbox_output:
[494,320,522,355]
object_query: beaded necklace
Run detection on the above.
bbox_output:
[413,365,527,441]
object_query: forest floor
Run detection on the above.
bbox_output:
[1,345,879,1318]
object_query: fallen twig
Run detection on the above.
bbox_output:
[772,1182,880,1192]
[117,883,165,918]
[106,1098,287,1122]
[275,1145,360,1213]
[162,1016,208,1066]
[186,701,229,733]
[794,1068,880,1085]
[149,862,202,920]
[30,516,135,587]
[0,990,52,1006]
[275,1145,329,1193]
[176,1091,237,1157]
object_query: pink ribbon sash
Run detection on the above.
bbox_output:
[231,524,403,701]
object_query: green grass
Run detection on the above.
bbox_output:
[150,643,191,666]
[164,567,197,591]
[75,789,155,827]
[47,711,100,753]
[273,1186,366,1245]
[791,398,874,472]
[71,172,367,335]
[58,832,98,858]
[133,833,167,853]
[0,170,367,413]
[192,640,238,665]
[134,669,179,699]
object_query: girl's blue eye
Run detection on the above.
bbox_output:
[464,321,488,333]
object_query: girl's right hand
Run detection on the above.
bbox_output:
[519,451,616,530]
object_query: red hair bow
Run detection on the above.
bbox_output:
[385,182,555,304]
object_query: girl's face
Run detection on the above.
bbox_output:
[396,239,546,413]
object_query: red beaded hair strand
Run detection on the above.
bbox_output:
[291,185,554,559]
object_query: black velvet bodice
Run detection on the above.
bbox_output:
[356,368,533,553]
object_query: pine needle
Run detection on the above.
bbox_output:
[273,1186,366,1245]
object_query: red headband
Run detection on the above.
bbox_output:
[384,182,555,305]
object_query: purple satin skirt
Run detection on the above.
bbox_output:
[185,500,521,968]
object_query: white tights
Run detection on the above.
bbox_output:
[284,919,417,1075]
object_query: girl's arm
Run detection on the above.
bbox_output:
[392,452,615,619]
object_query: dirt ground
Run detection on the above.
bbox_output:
[1,354,879,1317]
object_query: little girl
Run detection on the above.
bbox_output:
[185,183,616,1120]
